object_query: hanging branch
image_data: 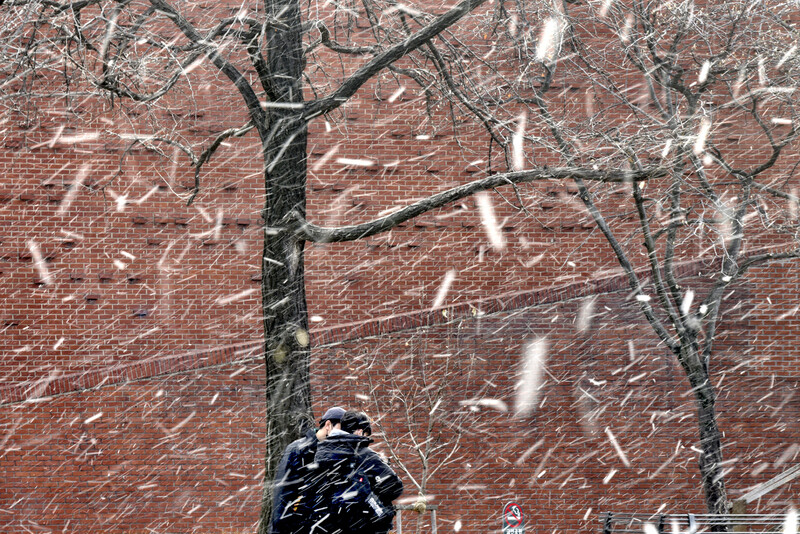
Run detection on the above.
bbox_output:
[188,120,255,204]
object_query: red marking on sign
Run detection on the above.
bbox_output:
[504,502,524,528]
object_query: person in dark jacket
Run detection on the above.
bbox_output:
[271,406,345,534]
[341,411,403,509]
[307,411,403,534]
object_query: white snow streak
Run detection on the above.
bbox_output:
[512,112,527,171]
[137,184,160,204]
[604,426,631,467]
[680,289,694,316]
[476,192,505,251]
[58,164,90,215]
[58,132,100,145]
[777,46,797,69]
[515,338,548,418]
[576,297,596,332]
[603,468,617,484]
[387,87,406,103]
[169,411,196,434]
[432,269,456,309]
[620,14,634,43]
[28,240,52,286]
[698,61,711,84]
[84,412,103,424]
[782,508,797,534]
[537,18,561,62]
[661,139,673,158]
[337,157,374,167]
[216,288,259,305]
[693,118,711,155]
[599,0,614,18]
[312,145,339,172]
[459,398,508,412]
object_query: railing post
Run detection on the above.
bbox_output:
[395,504,438,534]
[731,499,748,533]
[603,512,614,534]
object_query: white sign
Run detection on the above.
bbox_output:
[503,502,525,534]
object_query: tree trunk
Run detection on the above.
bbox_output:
[682,344,729,521]
[257,0,313,531]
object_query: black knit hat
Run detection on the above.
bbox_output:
[341,411,371,436]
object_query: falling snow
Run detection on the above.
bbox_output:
[1,0,799,532]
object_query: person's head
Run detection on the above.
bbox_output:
[341,411,372,437]
[316,406,345,440]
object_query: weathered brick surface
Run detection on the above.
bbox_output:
[1,0,800,532]
[2,273,799,533]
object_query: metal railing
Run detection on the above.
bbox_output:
[601,513,794,534]
[734,464,800,510]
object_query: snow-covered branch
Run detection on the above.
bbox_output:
[297,166,667,243]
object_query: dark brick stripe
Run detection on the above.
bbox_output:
[0,342,261,405]
[0,256,719,405]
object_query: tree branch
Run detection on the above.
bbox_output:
[148,0,267,136]
[188,121,255,204]
[307,21,378,56]
[296,166,666,242]
[304,0,489,120]
[699,247,800,362]
[575,176,680,353]
[632,179,685,336]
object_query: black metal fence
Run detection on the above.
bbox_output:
[601,513,793,534]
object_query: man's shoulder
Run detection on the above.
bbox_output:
[357,446,391,468]
[355,442,381,458]
[285,430,318,454]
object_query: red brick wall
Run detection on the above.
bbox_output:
[2,0,800,532]
[0,358,266,533]
[316,274,800,534]
[2,272,798,533]
[3,3,798,380]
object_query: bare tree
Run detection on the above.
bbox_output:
[527,1,800,517]
[356,321,508,533]
[0,0,503,528]
[2,0,799,528]
[302,0,800,518]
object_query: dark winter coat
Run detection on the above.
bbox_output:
[271,428,320,534]
[310,432,404,534]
